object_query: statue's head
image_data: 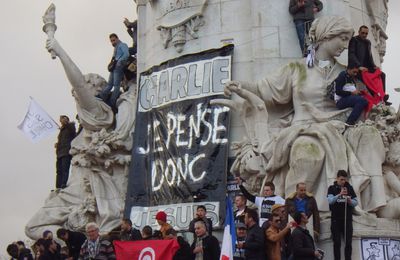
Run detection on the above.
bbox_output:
[84,73,107,94]
[71,73,107,97]
[309,16,354,57]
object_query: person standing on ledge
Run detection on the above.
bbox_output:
[289,0,323,56]
[55,115,76,189]
[327,170,358,260]
[98,33,129,110]
[236,177,285,227]
[286,182,320,241]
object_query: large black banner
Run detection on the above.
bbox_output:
[124,45,233,231]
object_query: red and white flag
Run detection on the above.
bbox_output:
[114,239,180,260]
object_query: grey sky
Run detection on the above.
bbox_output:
[0,0,399,258]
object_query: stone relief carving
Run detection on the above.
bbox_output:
[154,0,207,52]
[25,9,137,238]
[365,0,389,63]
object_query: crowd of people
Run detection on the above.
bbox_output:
[230,170,356,260]
[7,170,357,260]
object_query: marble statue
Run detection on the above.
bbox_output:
[25,34,137,239]
[223,16,389,214]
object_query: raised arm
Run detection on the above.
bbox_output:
[46,38,101,113]
[46,38,85,92]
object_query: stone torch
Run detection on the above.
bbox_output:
[42,3,57,59]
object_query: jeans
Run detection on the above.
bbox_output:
[331,218,353,260]
[294,19,312,55]
[100,62,125,108]
[56,155,72,188]
[336,95,368,125]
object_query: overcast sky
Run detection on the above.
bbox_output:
[0,0,399,258]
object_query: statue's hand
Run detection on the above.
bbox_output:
[224,81,241,97]
[46,38,61,57]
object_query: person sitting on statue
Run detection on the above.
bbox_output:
[334,64,368,125]
[98,33,129,111]
[236,177,285,227]
[348,25,390,105]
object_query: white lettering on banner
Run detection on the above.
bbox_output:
[151,153,206,191]
[137,103,229,155]
[130,202,220,230]
[138,56,231,111]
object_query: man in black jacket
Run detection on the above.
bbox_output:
[234,194,249,224]
[56,228,86,260]
[289,0,323,55]
[291,211,322,260]
[348,26,377,73]
[327,170,358,260]
[189,205,213,235]
[165,229,192,260]
[55,115,76,189]
[39,239,62,260]
[348,25,389,102]
[190,220,220,260]
[119,218,142,241]
[237,208,265,260]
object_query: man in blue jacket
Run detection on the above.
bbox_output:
[99,33,129,110]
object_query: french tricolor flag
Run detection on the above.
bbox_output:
[220,196,237,260]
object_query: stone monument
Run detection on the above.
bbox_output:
[27,1,399,258]
[135,0,398,258]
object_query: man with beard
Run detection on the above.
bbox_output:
[119,218,142,241]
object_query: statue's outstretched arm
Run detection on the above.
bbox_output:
[46,38,98,112]
[46,38,85,90]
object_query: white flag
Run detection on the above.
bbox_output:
[17,97,59,143]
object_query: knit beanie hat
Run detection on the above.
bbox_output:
[155,211,167,222]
